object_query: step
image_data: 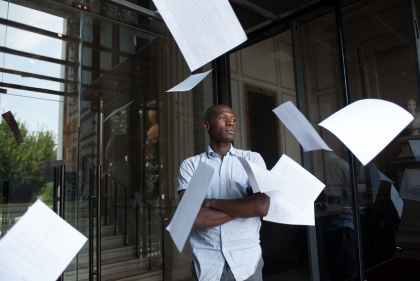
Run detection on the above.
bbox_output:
[101,267,162,281]
[64,255,162,279]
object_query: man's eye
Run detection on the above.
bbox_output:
[220,117,225,120]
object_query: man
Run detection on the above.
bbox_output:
[178,104,269,281]
[322,150,356,281]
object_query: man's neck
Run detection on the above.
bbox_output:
[210,142,232,160]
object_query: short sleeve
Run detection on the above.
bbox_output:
[177,159,195,193]
[251,152,266,170]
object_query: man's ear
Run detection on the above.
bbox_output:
[203,121,210,131]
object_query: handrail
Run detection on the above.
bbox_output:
[83,156,168,221]
[1,180,9,237]
[88,165,102,281]
[88,166,94,281]
[53,165,65,281]
[96,165,102,281]
[53,165,66,219]
[83,155,167,280]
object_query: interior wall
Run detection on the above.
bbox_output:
[230,31,301,164]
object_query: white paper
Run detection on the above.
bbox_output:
[166,162,215,252]
[152,0,247,72]
[103,99,135,122]
[408,139,420,161]
[390,185,404,218]
[369,162,380,203]
[400,169,420,201]
[267,154,325,215]
[379,171,393,183]
[273,101,332,152]
[264,199,315,226]
[0,200,87,281]
[237,154,323,225]
[319,99,413,166]
[236,156,280,193]
[167,70,212,92]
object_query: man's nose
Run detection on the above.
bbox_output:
[226,119,234,126]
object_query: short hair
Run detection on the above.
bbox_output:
[204,105,217,122]
[407,99,416,106]
[204,104,232,122]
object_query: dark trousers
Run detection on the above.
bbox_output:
[323,227,357,281]
[191,257,264,281]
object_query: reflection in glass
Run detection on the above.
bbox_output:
[144,108,159,199]
[0,0,80,278]
[342,0,420,278]
[230,30,309,280]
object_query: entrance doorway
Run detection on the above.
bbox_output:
[229,0,420,280]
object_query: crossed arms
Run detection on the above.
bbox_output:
[179,190,269,228]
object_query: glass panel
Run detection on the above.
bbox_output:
[298,10,358,281]
[78,11,213,280]
[342,0,420,279]
[1,2,66,33]
[4,27,66,60]
[0,0,80,279]
[230,31,308,280]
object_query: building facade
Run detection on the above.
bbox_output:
[0,0,419,280]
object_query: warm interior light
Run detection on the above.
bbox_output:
[57,33,63,37]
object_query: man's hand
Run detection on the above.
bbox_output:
[179,190,270,229]
[179,190,235,228]
[202,192,269,218]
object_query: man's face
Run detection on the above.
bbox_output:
[407,100,416,113]
[204,105,236,143]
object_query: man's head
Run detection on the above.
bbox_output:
[203,104,236,143]
[407,99,416,115]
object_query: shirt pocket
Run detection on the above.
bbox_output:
[231,180,250,197]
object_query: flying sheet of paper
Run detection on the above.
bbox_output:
[152,0,247,72]
[167,70,212,92]
[236,156,280,193]
[273,101,332,152]
[264,199,315,226]
[408,140,420,161]
[166,162,215,252]
[400,169,420,201]
[267,154,325,215]
[379,171,393,183]
[369,162,380,203]
[0,200,87,281]
[319,99,413,166]
[103,99,135,122]
[390,185,404,218]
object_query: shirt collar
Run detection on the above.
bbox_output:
[207,144,237,158]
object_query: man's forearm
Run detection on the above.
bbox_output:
[202,193,269,218]
[179,189,235,228]
[193,207,235,228]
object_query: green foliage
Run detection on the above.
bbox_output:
[41,182,54,202]
[111,109,128,136]
[0,119,56,201]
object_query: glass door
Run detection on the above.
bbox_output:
[341,0,420,280]
[296,0,420,279]
[230,29,309,280]
[77,5,214,279]
[0,0,80,277]
[0,0,80,236]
